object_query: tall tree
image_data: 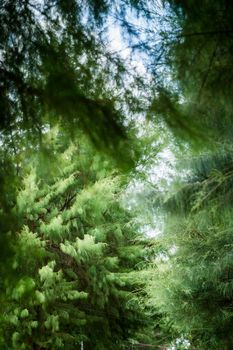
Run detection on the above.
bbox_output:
[0,129,152,349]
[141,1,233,348]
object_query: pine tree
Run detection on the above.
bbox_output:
[0,0,148,273]
[142,2,233,348]
[0,131,151,349]
[149,152,233,349]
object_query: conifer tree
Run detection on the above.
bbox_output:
[150,153,233,349]
[140,2,233,348]
[0,0,147,282]
[0,130,151,349]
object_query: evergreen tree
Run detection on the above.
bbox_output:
[0,0,148,281]
[138,2,233,348]
[0,131,151,349]
[150,153,233,349]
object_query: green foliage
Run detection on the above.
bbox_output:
[0,132,151,349]
[148,0,233,149]
[0,0,148,282]
[140,2,233,348]
[0,0,146,169]
[3,1,233,348]
[150,153,233,349]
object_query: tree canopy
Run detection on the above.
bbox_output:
[2,0,233,349]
